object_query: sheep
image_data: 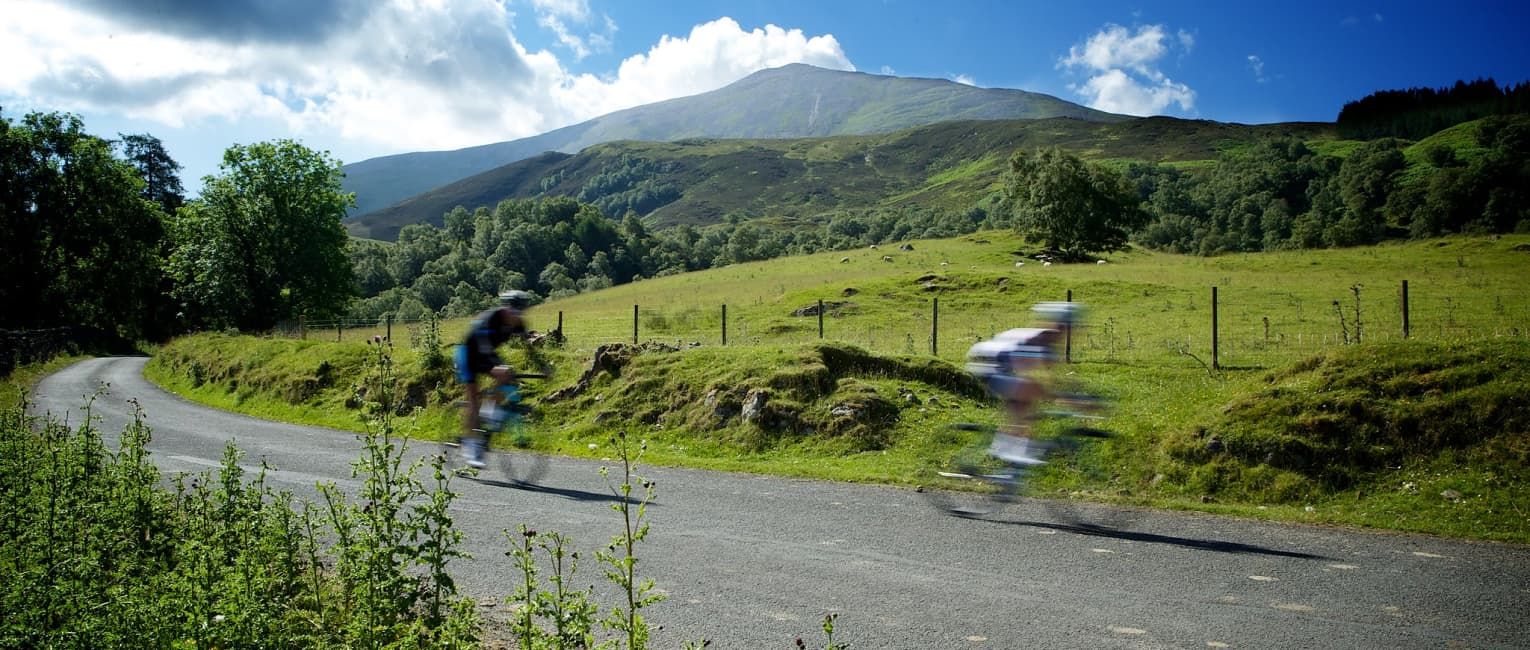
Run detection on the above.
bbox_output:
[882,255,893,262]
[869,244,878,250]
[1097,260,1107,265]
[1043,261,1052,267]
[940,261,949,267]
[1015,261,1025,267]
[839,257,850,263]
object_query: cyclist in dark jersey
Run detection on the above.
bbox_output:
[455,290,535,467]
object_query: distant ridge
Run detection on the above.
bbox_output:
[341,63,1122,217]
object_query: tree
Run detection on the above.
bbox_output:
[115,133,185,216]
[0,110,166,338]
[168,140,355,330]
[1000,148,1147,260]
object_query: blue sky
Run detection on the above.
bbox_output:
[4,0,1528,190]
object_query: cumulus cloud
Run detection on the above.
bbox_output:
[1058,23,1195,116]
[952,74,976,86]
[0,1,852,153]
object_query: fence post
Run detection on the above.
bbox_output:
[1212,286,1220,370]
[722,304,728,346]
[299,315,306,340]
[632,304,638,344]
[818,299,824,339]
[1401,280,1410,339]
[557,310,564,337]
[1065,289,1073,363]
[385,314,392,341]
[337,319,342,343]
[931,297,939,356]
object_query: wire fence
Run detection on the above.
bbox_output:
[274,279,1530,370]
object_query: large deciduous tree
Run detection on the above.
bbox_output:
[169,140,355,330]
[1000,148,1147,260]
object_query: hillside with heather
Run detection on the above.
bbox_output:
[347,116,1332,240]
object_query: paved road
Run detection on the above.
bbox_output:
[31,357,1530,649]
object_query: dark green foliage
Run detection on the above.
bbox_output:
[0,110,169,340]
[1169,340,1530,499]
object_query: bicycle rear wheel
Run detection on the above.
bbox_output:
[1034,427,1137,530]
[492,421,548,485]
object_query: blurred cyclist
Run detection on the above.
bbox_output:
[455,290,536,468]
[965,302,1082,465]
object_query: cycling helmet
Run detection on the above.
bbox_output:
[499,289,534,309]
[1031,302,1084,326]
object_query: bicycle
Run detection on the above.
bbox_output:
[441,374,549,485]
[924,402,1136,529]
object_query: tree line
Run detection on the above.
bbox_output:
[1129,114,1530,254]
[1337,78,1530,140]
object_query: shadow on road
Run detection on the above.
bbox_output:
[1000,518,1327,559]
[470,477,646,505]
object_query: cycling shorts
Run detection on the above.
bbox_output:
[453,345,502,384]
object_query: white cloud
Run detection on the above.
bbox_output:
[1247,55,1267,83]
[879,65,896,76]
[0,2,852,154]
[1059,23,1195,116]
[952,74,976,86]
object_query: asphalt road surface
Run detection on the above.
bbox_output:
[31,357,1530,649]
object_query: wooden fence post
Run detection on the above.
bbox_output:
[1065,289,1073,363]
[1212,286,1220,370]
[557,310,564,337]
[385,314,392,341]
[931,297,939,356]
[1401,280,1410,339]
[818,299,824,339]
[632,304,638,344]
[722,304,728,346]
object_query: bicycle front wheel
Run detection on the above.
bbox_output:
[924,463,1026,517]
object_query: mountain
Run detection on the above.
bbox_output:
[346,116,1334,241]
[340,63,1122,217]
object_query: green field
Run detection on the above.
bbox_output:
[147,232,1530,542]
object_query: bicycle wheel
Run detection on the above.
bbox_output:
[1035,428,1138,530]
[492,420,548,485]
[924,464,1025,517]
[438,434,480,476]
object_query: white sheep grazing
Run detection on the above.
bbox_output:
[940,261,949,267]
[869,244,878,250]
[1015,261,1025,267]
[882,255,893,262]
[1043,261,1052,267]
[840,257,850,263]
[1097,260,1107,265]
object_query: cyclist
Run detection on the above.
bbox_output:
[455,289,537,468]
[965,302,1083,466]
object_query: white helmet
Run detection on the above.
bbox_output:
[1032,302,1083,326]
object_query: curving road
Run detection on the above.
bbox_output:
[31,357,1530,648]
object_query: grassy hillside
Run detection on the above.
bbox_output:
[350,116,1335,240]
[147,232,1530,542]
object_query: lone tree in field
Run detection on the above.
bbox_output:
[1000,147,1148,260]
[168,140,355,330]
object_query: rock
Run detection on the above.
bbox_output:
[899,243,914,251]
[898,387,921,404]
[1440,489,1463,502]
[1205,435,1224,453]
[841,287,858,297]
[741,388,769,423]
[791,301,855,317]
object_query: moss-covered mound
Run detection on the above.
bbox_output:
[1167,340,1530,502]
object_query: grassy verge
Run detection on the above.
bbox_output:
[2,355,89,410]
